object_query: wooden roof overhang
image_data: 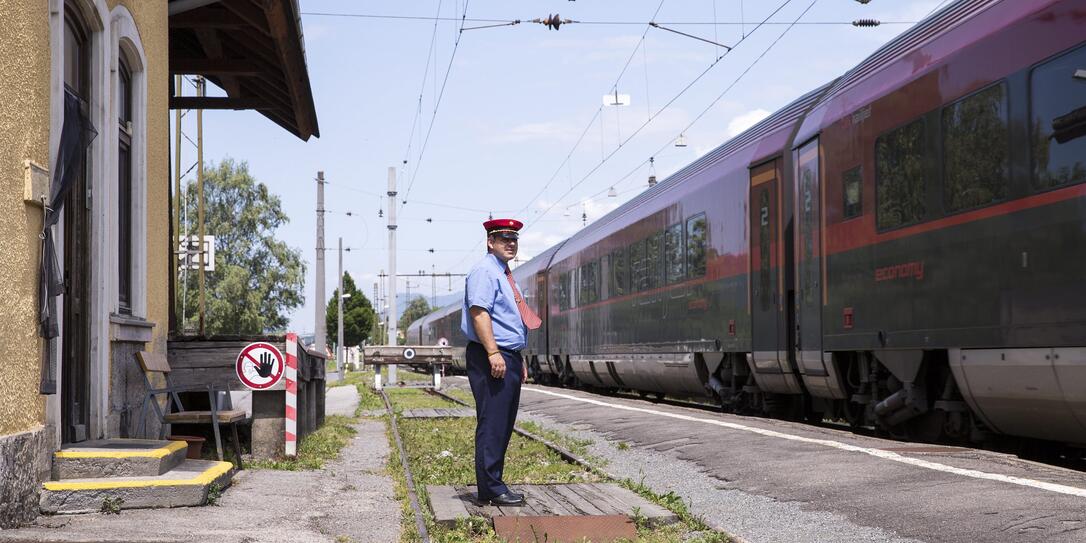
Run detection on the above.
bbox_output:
[168,0,319,140]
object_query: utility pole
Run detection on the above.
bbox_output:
[337,236,344,377]
[431,264,437,308]
[372,281,379,345]
[315,171,327,357]
[196,76,206,336]
[386,167,398,382]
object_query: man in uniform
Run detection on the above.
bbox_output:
[461,218,542,506]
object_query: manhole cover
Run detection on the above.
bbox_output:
[493,515,636,542]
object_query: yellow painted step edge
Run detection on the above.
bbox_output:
[43,461,233,491]
[54,440,187,459]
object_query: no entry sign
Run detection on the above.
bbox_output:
[236,342,285,390]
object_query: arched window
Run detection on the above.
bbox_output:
[117,54,133,313]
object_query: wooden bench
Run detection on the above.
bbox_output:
[136,351,246,468]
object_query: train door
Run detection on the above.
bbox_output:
[749,160,802,394]
[793,138,846,399]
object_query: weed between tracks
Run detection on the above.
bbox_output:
[373,370,728,543]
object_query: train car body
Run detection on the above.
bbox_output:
[542,86,830,400]
[413,0,1086,448]
[790,0,1086,442]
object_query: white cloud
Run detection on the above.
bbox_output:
[726,108,771,139]
[489,121,578,144]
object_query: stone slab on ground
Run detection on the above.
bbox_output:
[51,439,188,479]
[325,383,360,417]
[426,483,678,527]
[40,459,234,514]
[507,380,1086,543]
[2,420,399,543]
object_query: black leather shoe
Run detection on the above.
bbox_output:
[487,492,525,506]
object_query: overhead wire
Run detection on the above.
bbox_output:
[401,0,446,176]
[526,0,803,229]
[513,0,668,219]
[445,0,670,274]
[300,11,914,25]
[399,0,473,210]
[564,0,823,223]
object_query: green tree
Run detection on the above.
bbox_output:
[326,272,377,348]
[398,297,432,345]
[179,159,305,335]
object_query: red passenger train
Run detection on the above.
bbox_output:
[407,0,1086,449]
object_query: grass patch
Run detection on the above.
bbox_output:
[378,387,727,542]
[443,388,475,405]
[516,419,593,458]
[385,388,461,411]
[401,418,600,487]
[390,368,439,384]
[249,415,357,470]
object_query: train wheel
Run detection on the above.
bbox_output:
[844,400,867,429]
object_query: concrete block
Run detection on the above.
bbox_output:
[250,390,284,459]
[51,439,187,480]
[40,459,234,514]
[0,426,49,528]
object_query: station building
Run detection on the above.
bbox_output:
[0,0,317,527]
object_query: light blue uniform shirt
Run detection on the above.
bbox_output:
[461,253,528,351]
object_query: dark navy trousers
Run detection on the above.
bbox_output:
[465,341,523,500]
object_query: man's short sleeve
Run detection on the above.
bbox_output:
[465,266,497,313]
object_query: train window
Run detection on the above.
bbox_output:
[685,213,707,278]
[876,118,927,230]
[609,248,628,297]
[629,240,647,292]
[579,261,599,305]
[557,272,571,311]
[646,232,663,289]
[1030,44,1086,191]
[842,167,862,219]
[664,223,685,284]
[942,83,1009,212]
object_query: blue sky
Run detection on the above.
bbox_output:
[171,0,949,335]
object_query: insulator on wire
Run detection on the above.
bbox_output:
[853,19,881,27]
[534,13,572,31]
[854,0,872,4]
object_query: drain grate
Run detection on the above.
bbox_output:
[493,515,637,542]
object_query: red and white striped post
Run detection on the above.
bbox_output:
[285,332,298,456]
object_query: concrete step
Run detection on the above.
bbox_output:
[52,439,189,480]
[40,459,234,514]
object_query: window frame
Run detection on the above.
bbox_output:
[940,80,1011,215]
[645,231,663,290]
[117,55,133,315]
[1027,43,1086,193]
[664,222,685,284]
[685,213,707,279]
[874,116,930,232]
[609,247,627,298]
[629,239,647,292]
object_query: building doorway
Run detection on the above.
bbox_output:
[61,3,92,444]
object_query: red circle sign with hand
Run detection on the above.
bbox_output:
[236,342,285,390]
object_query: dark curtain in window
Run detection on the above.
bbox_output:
[39,89,97,394]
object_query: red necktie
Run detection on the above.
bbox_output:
[505,268,542,330]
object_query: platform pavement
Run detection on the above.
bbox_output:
[488,379,1086,543]
[0,384,398,543]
